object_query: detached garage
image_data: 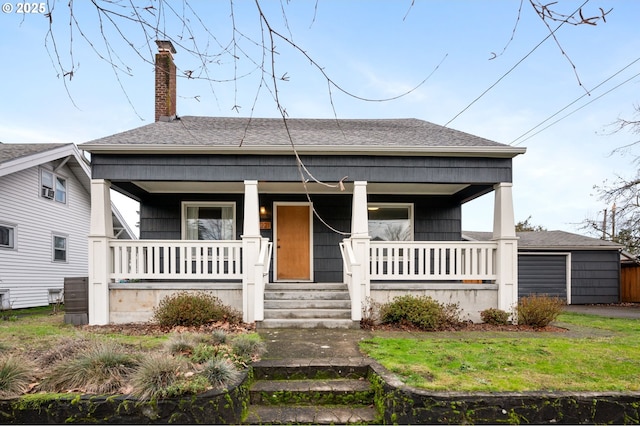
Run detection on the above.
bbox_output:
[464,231,622,305]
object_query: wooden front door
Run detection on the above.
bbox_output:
[276,204,311,280]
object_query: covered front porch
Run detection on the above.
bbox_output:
[88,179,518,326]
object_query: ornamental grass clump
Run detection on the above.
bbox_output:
[480,308,510,325]
[40,340,138,394]
[152,291,242,327]
[517,294,565,328]
[130,353,188,401]
[0,355,34,398]
[380,295,463,331]
[230,333,267,362]
[202,357,240,389]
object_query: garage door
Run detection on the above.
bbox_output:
[518,254,567,301]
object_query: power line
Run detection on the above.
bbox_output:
[512,69,640,146]
[444,0,589,128]
[511,56,640,145]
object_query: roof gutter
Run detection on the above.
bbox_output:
[78,144,527,158]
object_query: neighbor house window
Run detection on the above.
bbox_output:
[182,202,236,240]
[368,204,413,241]
[41,169,67,203]
[0,224,15,249]
[52,234,67,262]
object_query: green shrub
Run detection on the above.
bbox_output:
[152,291,242,327]
[379,295,462,331]
[517,294,565,328]
[480,308,510,325]
[0,355,34,398]
[40,341,138,394]
[202,357,240,389]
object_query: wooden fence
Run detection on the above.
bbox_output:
[621,263,640,302]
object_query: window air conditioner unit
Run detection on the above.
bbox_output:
[41,187,55,199]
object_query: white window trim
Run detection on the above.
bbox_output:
[0,222,17,250]
[180,201,237,240]
[52,233,68,263]
[367,202,414,241]
[40,168,67,204]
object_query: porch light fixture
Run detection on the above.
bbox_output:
[367,207,379,211]
[260,206,267,216]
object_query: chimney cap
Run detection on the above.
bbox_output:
[155,40,177,54]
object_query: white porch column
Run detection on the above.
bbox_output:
[88,179,114,325]
[350,181,371,320]
[242,180,262,323]
[492,182,519,316]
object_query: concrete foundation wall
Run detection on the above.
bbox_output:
[370,283,499,323]
[109,282,243,324]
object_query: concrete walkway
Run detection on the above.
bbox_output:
[258,328,372,360]
[563,303,640,319]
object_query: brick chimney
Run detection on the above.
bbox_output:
[155,40,177,122]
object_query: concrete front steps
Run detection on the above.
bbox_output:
[258,283,359,329]
[245,360,378,425]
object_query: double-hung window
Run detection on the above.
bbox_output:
[367,203,413,241]
[53,234,67,262]
[0,224,16,249]
[41,169,67,203]
[182,202,236,240]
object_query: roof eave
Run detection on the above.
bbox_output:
[520,245,623,251]
[79,144,527,158]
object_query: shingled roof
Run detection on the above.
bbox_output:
[463,230,622,250]
[79,116,526,157]
[0,143,71,164]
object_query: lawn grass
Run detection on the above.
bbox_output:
[360,312,640,392]
[0,307,167,353]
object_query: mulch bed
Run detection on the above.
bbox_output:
[361,321,567,333]
[82,320,566,335]
[81,321,255,336]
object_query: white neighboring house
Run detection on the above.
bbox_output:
[0,142,135,310]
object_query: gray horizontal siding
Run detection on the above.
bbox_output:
[570,250,619,304]
[92,154,513,184]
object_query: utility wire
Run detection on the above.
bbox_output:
[444,0,589,127]
[511,56,640,145]
[512,69,640,146]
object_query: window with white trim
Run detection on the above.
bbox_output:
[182,202,236,240]
[52,234,68,262]
[0,224,15,249]
[41,169,67,203]
[368,203,413,241]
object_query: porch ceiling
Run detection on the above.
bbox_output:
[132,181,470,195]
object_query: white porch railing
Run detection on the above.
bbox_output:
[369,241,498,281]
[253,239,273,322]
[109,240,243,281]
[339,240,364,321]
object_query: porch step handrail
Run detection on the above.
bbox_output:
[370,241,498,281]
[339,240,363,321]
[109,240,243,280]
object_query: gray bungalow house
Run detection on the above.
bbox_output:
[79,42,526,328]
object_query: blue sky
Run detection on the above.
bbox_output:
[1,1,639,237]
